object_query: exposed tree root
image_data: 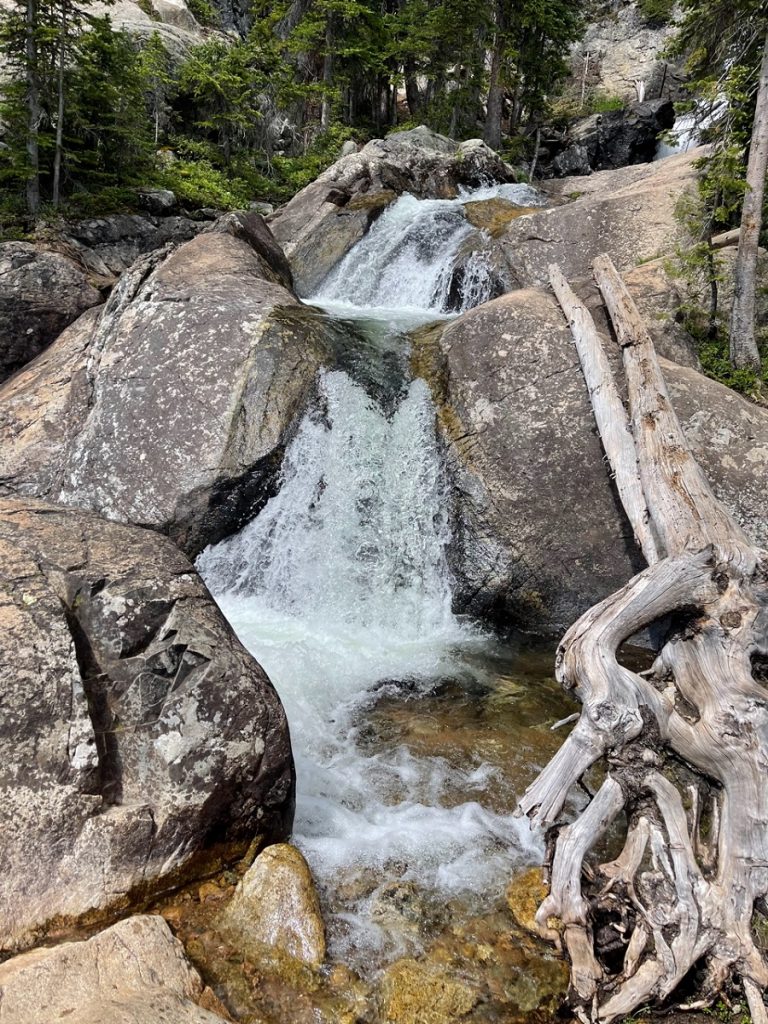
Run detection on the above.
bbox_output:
[519,256,768,1023]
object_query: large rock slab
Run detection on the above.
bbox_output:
[500,148,701,289]
[0,915,227,1023]
[0,497,293,952]
[0,242,102,384]
[0,211,338,556]
[419,288,768,635]
[269,127,515,295]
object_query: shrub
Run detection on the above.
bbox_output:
[638,0,676,26]
[186,0,218,26]
[156,159,251,209]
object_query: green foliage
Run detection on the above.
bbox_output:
[698,333,767,396]
[60,185,143,216]
[637,0,675,27]
[185,0,217,26]
[589,92,625,113]
[156,158,251,208]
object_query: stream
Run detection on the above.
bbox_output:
[195,182,577,1007]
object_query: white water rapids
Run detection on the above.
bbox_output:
[316,182,543,315]
[197,181,547,965]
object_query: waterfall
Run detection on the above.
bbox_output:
[655,98,727,160]
[311,182,544,314]
[198,370,456,644]
[197,177,548,967]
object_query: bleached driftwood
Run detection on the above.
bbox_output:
[519,255,768,1023]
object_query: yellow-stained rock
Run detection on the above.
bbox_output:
[462,198,537,237]
[505,866,548,935]
[379,959,479,1024]
[221,843,326,967]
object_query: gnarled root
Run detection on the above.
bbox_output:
[520,258,768,1023]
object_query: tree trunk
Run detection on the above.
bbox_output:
[520,256,768,1024]
[404,59,421,117]
[320,12,334,131]
[483,16,504,151]
[52,0,67,208]
[529,124,541,182]
[25,0,40,216]
[728,27,768,372]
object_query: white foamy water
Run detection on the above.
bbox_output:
[198,370,542,963]
[311,181,544,315]
[655,98,725,160]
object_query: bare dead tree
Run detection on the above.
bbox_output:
[519,255,768,1024]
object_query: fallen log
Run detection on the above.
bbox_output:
[519,255,768,1024]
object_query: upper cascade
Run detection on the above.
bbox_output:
[311,182,544,315]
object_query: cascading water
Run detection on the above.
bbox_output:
[197,178,554,969]
[313,181,543,315]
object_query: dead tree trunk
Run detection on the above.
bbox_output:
[519,255,768,1024]
[729,27,768,373]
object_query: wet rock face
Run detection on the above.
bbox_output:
[551,99,675,176]
[0,211,334,557]
[0,497,294,952]
[269,127,516,295]
[0,242,102,384]
[221,843,326,966]
[420,288,768,635]
[0,915,228,1024]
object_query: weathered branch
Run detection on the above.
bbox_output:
[548,264,660,564]
[526,257,768,1024]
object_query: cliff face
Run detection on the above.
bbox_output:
[569,0,684,103]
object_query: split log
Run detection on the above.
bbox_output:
[519,255,768,1024]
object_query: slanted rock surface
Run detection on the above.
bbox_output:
[0,496,293,952]
[0,211,340,556]
[221,843,326,966]
[269,127,515,295]
[0,242,102,384]
[0,915,227,1024]
[502,148,700,288]
[418,287,768,634]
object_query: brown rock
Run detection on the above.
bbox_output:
[221,843,326,967]
[463,198,538,237]
[505,867,548,935]
[379,959,479,1024]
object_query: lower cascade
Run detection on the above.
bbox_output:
[197,182,553,967]
[198,367,543,964]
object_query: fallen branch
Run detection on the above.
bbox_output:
[519,256,768,1023]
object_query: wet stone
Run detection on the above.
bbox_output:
[220,843,326,967]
